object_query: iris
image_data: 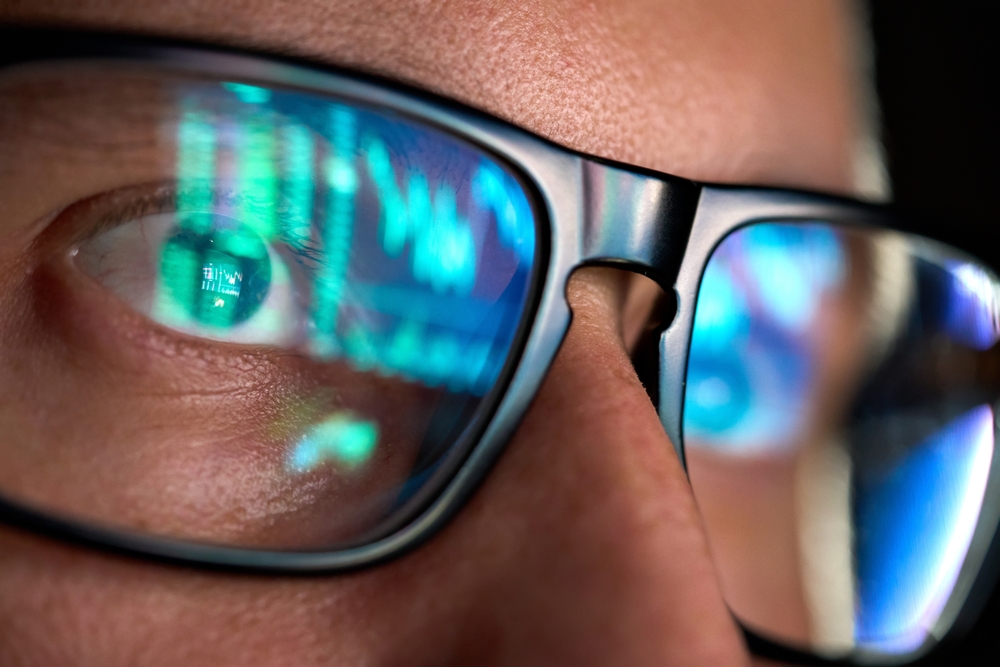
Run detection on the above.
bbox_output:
[159,220,272,329]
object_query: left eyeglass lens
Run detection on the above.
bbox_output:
[0,62,538,550]
[684,221,1000,659]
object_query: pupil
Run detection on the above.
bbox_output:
[160,221,272,328]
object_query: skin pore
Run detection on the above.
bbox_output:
[0,1,863,665]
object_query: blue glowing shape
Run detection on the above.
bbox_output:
[364,138,477,295]
[945,262,1000,351]
[684,355,753,435]
[171,82,533,402]
[685,223,837,452]
[855,404,994,653]
[287,413,379,473]
[223,82,273,104]
[472,161,535,262]
[686,257,754,437]
[742,224,845,332]
[691,259,750,353]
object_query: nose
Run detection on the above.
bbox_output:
[368,267,751,666]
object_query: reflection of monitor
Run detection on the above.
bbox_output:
[167,80,537,395]
[684,221,1000,657]
[685,222,848,455]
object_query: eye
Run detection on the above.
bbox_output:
[76,209,303,347]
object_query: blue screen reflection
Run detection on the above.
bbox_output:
[165,81,537,398]
[685,222,1000,656]
[685,223,846,453]
[855,405,994,652]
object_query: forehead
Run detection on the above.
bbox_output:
[1,0,858,191]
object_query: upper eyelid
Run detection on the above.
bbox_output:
[52,181,327,276]
[93,183,178,233]
[45,182,273,248]
[26,181,179,258]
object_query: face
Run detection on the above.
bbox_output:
[0,1,863,665]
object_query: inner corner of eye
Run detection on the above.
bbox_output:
[285,412,381,475]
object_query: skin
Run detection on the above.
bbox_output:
[0,1,863,665]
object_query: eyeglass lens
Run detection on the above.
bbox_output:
[685,222,1000,657]
[0,62,538,550]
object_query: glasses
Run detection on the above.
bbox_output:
[2,27,999,665]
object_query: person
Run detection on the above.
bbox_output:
[0,1,886,665]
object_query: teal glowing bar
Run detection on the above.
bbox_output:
[236,115,278,241]
[365,137,409,258]
[222,82,273,105]
[340,315,495,395]
[280,123,315,250]
[287,413,379,473]
[311,105,358,357]
[176,106,217,232]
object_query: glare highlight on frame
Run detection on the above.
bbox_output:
[945,261,1000,350]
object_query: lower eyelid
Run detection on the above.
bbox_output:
[33,254,291,390]
[7,257,439,545]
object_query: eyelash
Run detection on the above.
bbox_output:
[69,182,324,271]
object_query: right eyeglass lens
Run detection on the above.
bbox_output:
[0,62,539,552]
[683,221,1000,659]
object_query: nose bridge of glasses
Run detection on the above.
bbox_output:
[579,160,700,289]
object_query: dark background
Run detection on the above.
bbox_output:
[872,3,998,267]
[870,3,999,665]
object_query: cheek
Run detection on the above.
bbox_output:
[0,529,378,666]
[0,513,492,667]
[0,256,438,549]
